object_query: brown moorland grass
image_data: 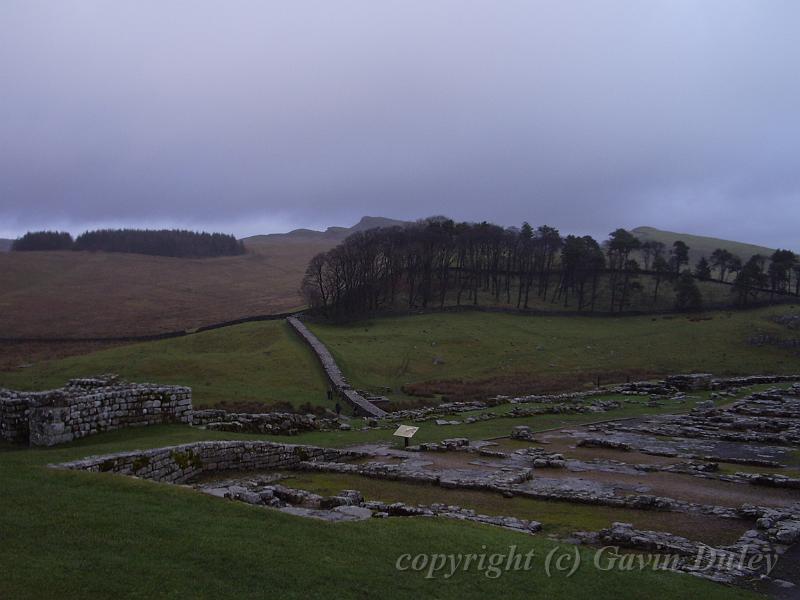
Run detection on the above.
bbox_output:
[0,340,124,371]
[402,368,661,402]
[0,238,333,339]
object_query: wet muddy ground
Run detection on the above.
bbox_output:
[522,466,799,508]
[275,470,749,546]
[348,434,800,510]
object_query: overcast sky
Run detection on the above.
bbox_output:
[1,1,798,248]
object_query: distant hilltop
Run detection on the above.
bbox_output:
[243,216,410,243]
[0,239,12,252]
[246,218,784,264]
[631,226,778,264]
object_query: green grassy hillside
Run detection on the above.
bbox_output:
[0,321,329,409]
[4,307,800,408]
[632,226,778,265]
[310,306,800,402]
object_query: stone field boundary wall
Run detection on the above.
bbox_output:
[53,440,365,484]
[287,316,387,418]
[0,377,192,447]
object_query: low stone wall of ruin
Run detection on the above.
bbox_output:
[53,440,364,484]
[0,376,192,446]
[286,316,387,418]
[0,396,30,443]
[191,409,338,435]
[712,374,800,389]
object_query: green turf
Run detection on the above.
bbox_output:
[4,306,798,412]
[0,426,761,600]
[632,226,776,266]
[309,306,800,402]
[0,321,330,409]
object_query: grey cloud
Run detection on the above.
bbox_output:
[0,1,798,248]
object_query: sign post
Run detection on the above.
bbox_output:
[392,424,419,448]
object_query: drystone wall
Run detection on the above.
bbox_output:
[0,376,192,446]
[0,396,30,443]
[54,440,364,484]
[286,316,387,418]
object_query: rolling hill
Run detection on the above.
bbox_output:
[632,226,777,265]
[0,239,12,252]
[0,239,325,339]
[0,217,789,345]
[0,216,403,340]
[0,320,329,408]
[243,215,409,244]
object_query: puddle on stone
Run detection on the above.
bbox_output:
[502,434,682,466]
[346,442,510,472]
[524,467,800,508]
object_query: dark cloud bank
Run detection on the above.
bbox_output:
[0,1,798,248]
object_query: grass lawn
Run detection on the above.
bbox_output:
[0,426,761,600]
[309,305,800,402]
[0,321,330,409]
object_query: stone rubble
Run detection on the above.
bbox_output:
[410,438,470,452]
[192,409,339,436]
[509,400,621,417]
[577,438,632,451]
[511,425,536,441]
[385,401,490,422]
[606,384,800,448]
[196,475,542,533]
[575,503,800,585]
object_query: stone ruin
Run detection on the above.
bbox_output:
[1,375,350,447]
[54,440,544,532]
[191,409,339,435]
[54,439,362,483]
[0,375,192,446]
[665,373,714,391]
[52,381,800,586]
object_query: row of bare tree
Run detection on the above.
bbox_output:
[301,218,797,316]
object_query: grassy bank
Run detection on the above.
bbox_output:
[0,321,329,409]
[309,305,800,402]
[4,306,798,410]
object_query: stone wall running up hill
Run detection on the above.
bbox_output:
[287,316,387,418]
